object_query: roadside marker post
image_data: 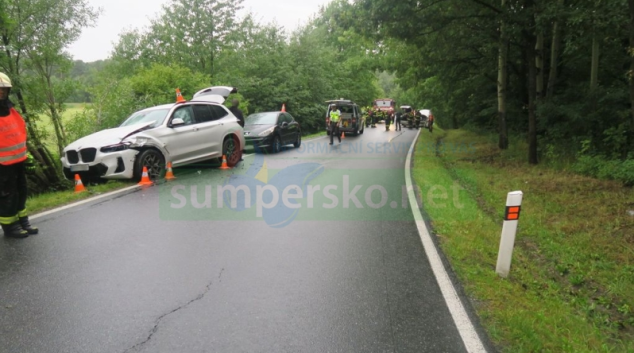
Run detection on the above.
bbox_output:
[496,191,523,278]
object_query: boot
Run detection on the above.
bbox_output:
[19,216,39,235]
[1,222,29,238]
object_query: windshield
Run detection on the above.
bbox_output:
[246,112,278,125]
[120,108,170,128]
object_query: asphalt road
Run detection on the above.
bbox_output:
[0,125,489,352]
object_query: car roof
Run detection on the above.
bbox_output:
[400,105,412,109]
[326,99,356,105]
[247,111,281,116]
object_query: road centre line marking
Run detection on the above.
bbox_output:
[404,130,488,353]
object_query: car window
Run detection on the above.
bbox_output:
[209,105,229,120]
[173,106,195,125]
[192,104,214,123]
[120,108,170,127]
[282,114,293,124]
[245,112,278,125]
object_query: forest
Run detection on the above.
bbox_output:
[1,0,634,192]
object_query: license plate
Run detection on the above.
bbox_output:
[70,164,89,172]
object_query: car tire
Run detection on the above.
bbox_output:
[134,149,165,181]
[270,135,282,153]
[223,135,242,167]
[293,132,301,148]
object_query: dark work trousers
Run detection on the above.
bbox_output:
[329,121,341,144]
[395,117,402,131]
[0,162,23,224]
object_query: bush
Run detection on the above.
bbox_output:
[573,155,634,186]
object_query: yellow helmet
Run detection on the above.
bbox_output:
[0,72,12,88]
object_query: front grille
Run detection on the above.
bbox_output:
[66,150,79,164]
[80,148,97,163]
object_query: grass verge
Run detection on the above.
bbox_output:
[28,180,134,215]
[412,127,634,352]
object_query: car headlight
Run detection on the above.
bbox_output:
[100,142,130,153]
[129,137,149,147]
[258,127,275,136]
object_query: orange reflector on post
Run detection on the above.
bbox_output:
[504,206,521,221]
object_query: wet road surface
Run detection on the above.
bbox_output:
[1,126,488,352]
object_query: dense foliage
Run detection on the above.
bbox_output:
[2,0,634,191]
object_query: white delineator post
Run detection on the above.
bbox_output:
[496,191,523,278]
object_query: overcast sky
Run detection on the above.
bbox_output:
[67,0,332,62]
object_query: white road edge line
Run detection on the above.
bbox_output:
[405,129,487,353]
[30,184,141,221]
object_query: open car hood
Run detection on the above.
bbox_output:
[191,86,238,104]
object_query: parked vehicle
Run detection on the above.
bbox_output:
[373,98,396,122]
[420,109,434,132]
[325,99,365,136]
[243,111,301,153]
[61,86,245,182]
[400,105,420,129]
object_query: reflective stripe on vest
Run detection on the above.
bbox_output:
[0,108,27,165]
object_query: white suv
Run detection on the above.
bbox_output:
[61,86,245,182]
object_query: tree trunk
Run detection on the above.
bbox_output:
[526,29,538,164]
[536,32,544,99]
[49,107,66,156]
[546,0,565,99]
[13,89,63,192]
[497,0,509,150]
[590,34,600,90]
[628,0,634,151]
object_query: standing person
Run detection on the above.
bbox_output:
[395,111,402,131]
[0,72,37,238]
[329,105,341,145]
[229,99,245,127]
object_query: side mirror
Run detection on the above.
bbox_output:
[170,118,185,127]
[281,122,289,128]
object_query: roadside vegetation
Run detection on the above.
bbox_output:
[412,126,634,352]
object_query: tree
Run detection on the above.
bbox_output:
[0,0,98,192]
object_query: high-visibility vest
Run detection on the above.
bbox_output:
[0,108,28,165]
[330,110,341,122]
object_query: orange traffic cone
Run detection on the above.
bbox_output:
[138,166,154,186]
[281,104,286,112]
[219,155,231,170]
[74,174,86,193]
[341,131,345,139]
[175,88,186,103]
[165,162,176,180]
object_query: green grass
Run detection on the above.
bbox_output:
[412,127,634,352]
[36,103,91,152]
[304,130,327,139]
[28,180,134,215]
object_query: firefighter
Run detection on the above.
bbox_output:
[0,72,38,238]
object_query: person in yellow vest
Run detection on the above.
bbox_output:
[0,72,38,238]
[329,105,341,145]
